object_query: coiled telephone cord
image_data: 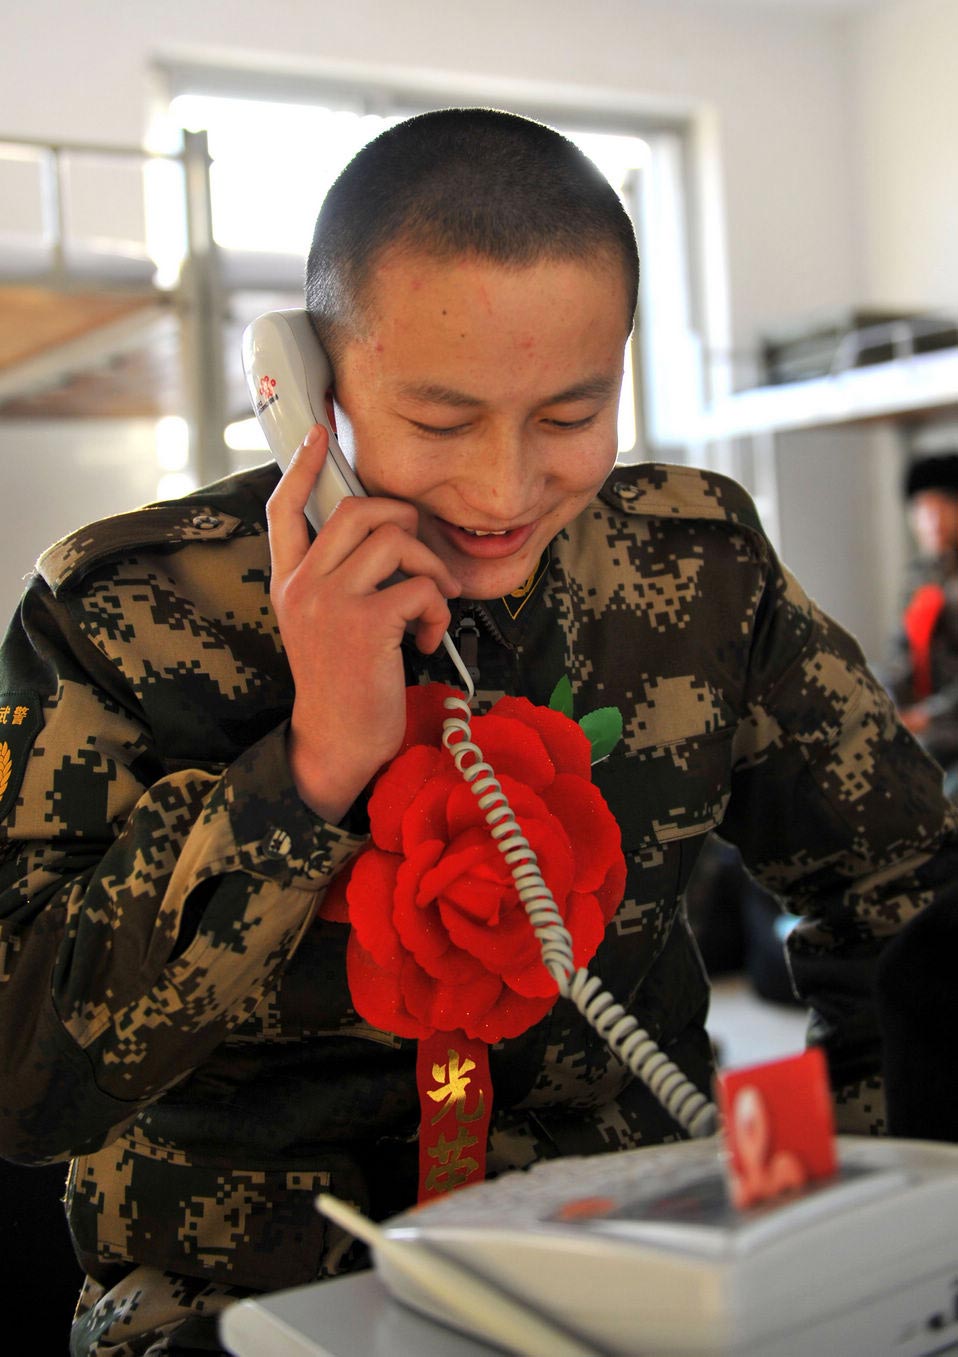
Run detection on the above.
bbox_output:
[439,689,717,1140]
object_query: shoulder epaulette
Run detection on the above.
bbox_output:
[36,503,244,594]
[599,462,765,536]
[36,464,279,594]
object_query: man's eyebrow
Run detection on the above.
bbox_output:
[397,382,485,408]
[544,376,619,404]
[396,374,618,408]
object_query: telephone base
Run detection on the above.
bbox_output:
[377,1135,958,1356]
[221,1136,958,1357]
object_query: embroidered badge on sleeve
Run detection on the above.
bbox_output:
[0,693,44,820]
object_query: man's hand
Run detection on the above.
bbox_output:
[267,424,461,822]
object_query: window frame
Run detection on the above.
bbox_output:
[151,58,727,468]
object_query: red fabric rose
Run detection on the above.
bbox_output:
[325,683,627,1043]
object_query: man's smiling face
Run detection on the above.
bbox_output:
[329,247,630,600]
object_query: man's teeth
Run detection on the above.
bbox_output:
[461,527,509,537]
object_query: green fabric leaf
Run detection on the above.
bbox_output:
[579,707,623,763]
[549,675,574,717]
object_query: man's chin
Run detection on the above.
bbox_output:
[452,558,542,602]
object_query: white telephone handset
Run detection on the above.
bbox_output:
[241,309,365,529]
[241,309,474,693]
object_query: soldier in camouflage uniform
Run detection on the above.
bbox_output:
[1,110,956,1355]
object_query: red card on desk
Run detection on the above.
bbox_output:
[716,1048,837,1211]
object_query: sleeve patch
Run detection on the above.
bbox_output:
[0,692,44,819]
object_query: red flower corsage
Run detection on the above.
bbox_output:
[321,681,626,1199]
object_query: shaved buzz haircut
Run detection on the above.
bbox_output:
[305,107,639,370]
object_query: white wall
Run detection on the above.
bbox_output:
[2,0,954,658]
[3,0,864,353]
[770,0,958,662]
[774,424,907,663]
[0,422,160,622]
[850,0,958,312]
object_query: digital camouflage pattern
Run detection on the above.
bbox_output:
[1,461,956,1354]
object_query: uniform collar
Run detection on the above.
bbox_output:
[456,546,552,644]
[496,547,551,621]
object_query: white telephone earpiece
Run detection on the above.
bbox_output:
[241,309,365,529]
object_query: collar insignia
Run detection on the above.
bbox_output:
[501,551,549,620]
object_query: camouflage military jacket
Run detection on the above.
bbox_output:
[1,461,955,1303]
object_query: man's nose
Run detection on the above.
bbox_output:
[458,427,544,518]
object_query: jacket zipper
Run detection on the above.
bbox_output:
[454,603,515,691]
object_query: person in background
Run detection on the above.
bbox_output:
[884,452,958,795]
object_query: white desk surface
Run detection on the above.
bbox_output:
[219,1271,505,1357]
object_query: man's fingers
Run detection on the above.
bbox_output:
[327,513,461,600]
[267,428,461,638]
[266,425,330,577]
[367,576,454,656]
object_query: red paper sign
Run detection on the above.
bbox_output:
[716,1048,838,1211]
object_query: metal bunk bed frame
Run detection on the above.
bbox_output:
[0,129,233,486]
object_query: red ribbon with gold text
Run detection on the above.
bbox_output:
[415,1030,493,1203]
